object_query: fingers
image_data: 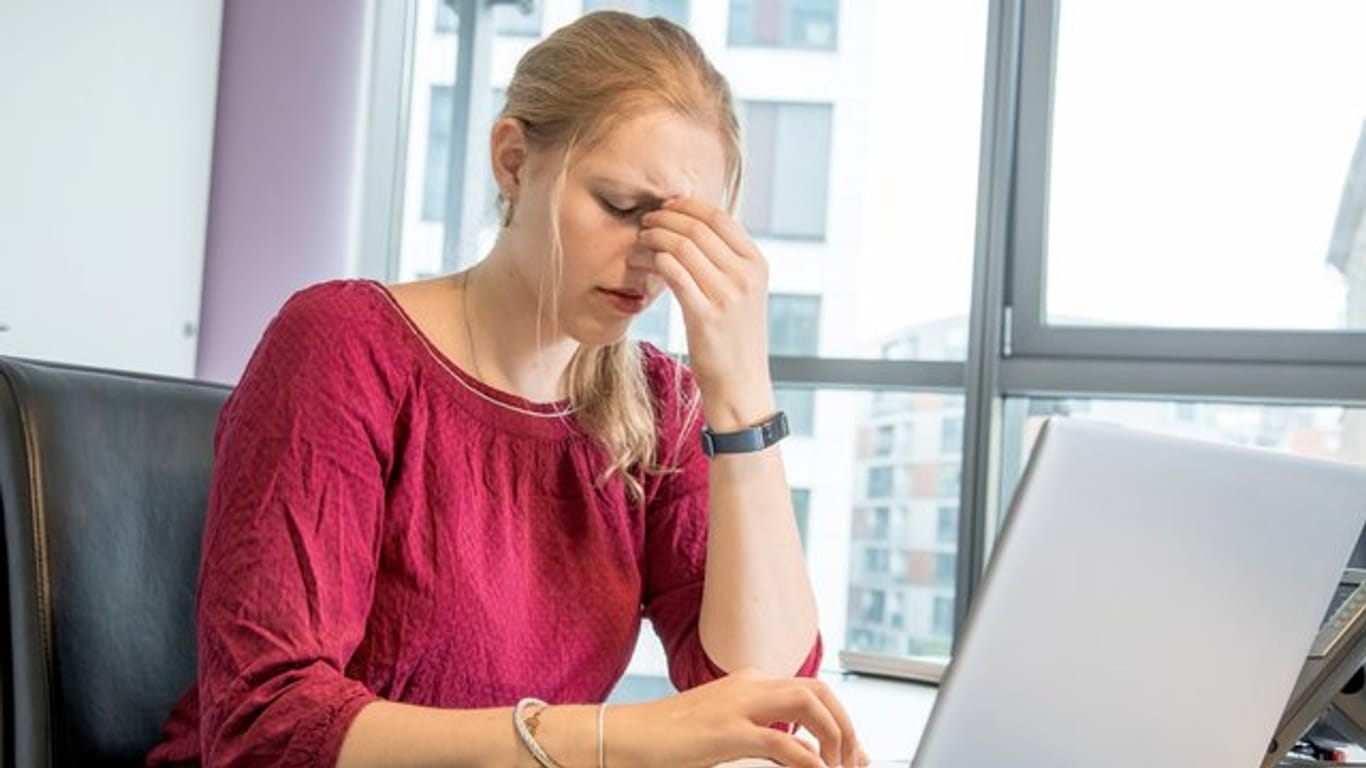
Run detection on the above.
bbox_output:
[779,685,845,767]
[640,208,745,280]
[627,248,709,318]
[659,197,762,261]
[796,679,861,768]
[754,728,826,768]
[635,225,727,301]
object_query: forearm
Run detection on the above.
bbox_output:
[697,387,821,676]
[337,700,613,768]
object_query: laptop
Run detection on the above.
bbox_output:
[910,418,1366,767]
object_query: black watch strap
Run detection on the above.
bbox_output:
[700,411,790,456]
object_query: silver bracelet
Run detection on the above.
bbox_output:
[513,697,564,768]
[597,702,608,768]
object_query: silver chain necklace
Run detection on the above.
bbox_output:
[460,268,485,381]
[457,267,578,418]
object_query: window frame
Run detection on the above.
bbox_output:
[738,100,835,242]
[372,0,1366,682]
[726,0,840,51]
[1006,0,1366,377]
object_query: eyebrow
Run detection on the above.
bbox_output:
[586,175,671,204]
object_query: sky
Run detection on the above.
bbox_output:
[855,0,1366,347]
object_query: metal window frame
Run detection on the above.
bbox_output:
[402,0,1366,684]
[1007,0,1366,366]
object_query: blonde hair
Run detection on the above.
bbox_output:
[499,11,743,505]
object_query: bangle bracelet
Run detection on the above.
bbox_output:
[597,702,608,768]
[513,697,563,768]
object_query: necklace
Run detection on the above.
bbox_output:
[457,267,578,419]
[461,269,485,381]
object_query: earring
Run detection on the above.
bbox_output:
[498,192,515,227]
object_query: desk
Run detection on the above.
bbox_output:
[714,671,936,767]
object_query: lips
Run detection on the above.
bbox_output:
[599,288,649,315]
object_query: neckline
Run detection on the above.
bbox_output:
[363,279,578,418]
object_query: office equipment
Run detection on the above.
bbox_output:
[912,419,1366,768]
[1264,569,1366,766]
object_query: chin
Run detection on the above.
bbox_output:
[565,319,632,348]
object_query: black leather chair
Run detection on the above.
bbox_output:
[0,356,229,767]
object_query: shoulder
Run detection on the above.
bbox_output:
[245,279,404,389]
[271,279,390,333]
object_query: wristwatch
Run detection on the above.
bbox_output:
[700,411,790,457]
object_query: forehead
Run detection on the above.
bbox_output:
[573,109,728,204]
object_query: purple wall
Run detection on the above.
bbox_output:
[195,0,368,384]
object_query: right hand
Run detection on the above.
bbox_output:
[610,669,870,767]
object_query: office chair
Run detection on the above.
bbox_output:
[0,356,229,766]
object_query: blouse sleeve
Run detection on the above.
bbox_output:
[194,286,394,766]
[638,346,822,692]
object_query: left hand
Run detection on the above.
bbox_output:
[634,197,775,430]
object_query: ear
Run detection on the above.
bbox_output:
[490,117,529,200]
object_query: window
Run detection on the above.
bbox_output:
[584,0,689,25]
[382,0,1366,685]
[874,424,894,456]
[495,3,543,36]
[998,398,1365,538]
[1041,2,1366,331]
[728,0,838,49]
[769,294,820,355]
[940,416,963,455]
[933,553,956,589]
[866,466,892,499]
[421,86,453,222]
[932,596,954,639]
[740,102,832,240]
[938,464,960,499]
[871,506,890,539]
[435,1,457,33]
[770,294,820,434]
[936,505,958,545]
[436,1,543,36]
[863,547,888,574]
[405,3,983,362]
[864,588,885,623]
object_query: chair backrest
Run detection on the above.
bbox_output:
[0,356,229,767]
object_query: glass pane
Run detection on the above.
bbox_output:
[399,0,985,360]
[728,0,838,49]
[584,0,691,26]
[740,102,832,240]
[402,0,463,279]
[1046,2,1366,330]
[848,390,965,660]
[997,397,1366,553]
[494,3,543,36]
[421,86,453,222]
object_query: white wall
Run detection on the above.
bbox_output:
[0,1,222,377]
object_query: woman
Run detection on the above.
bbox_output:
[149,11,867,767]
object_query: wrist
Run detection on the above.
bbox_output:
[531,704,596,767]
[701,386,777,433]
[603,702,650,768]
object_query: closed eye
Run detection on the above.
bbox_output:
[599,197,641,219]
